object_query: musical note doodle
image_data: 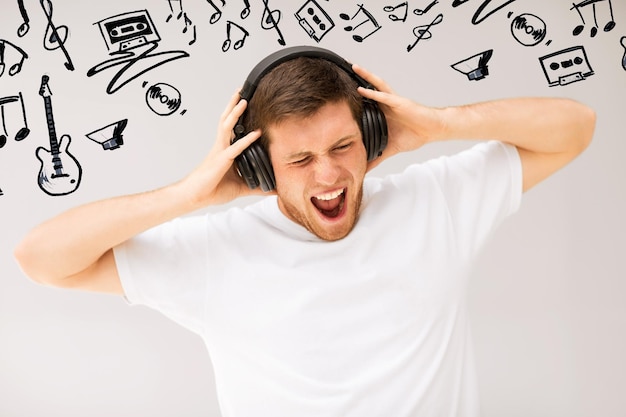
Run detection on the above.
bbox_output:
[165,0,197,45]
[407,13,443,52]
[241,0,251,19]
[206,0,225,25]
[340,4,382,43]
[222,20,249,52]
[261,0,286,46]
[384,2,408,22]
[40,0,74,71]
[17,0,30,37]
[0,93,31,148]
[0,39,29,78]
[571,0,616,37]
[413,0,439,16]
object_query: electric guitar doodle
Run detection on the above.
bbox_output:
[37,75,82,196]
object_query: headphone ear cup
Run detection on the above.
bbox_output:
[361,100,379,161]
[235,150,260,189]
[247,142,276,192]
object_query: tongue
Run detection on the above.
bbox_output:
[312,195,343,218]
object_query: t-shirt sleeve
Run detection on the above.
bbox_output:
[113,215,210,335]
[421,140,523,256]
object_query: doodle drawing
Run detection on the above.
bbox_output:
[261,0,286,46]
[223,21,249,52]
[295,0,335,43]
[413,0,439,16]
[37,75,82,196]
[571,0,616,37]
[16,0,30,37]
[165,0,197,46]
[87,10,189,94]
[407,13,443,52]
[144,82,185,116]
[0,92,30,148]
[206,0,226,25]
[539,46,594,87]
[40,0,75,71]
[340,4,382,43]
[384,2,408,22]
[0,39,29,78]
[509,13,549,47]
[451,49,493,80]
[86,119,128,150]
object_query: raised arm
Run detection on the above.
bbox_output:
[354,65,596,192]
[14,91,265,294]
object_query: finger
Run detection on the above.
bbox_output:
[352,64,395,94]
[224,129,262,159]
[357,86,396,107]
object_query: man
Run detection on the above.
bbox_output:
[15,47,595,416]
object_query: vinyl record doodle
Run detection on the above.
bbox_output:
[144,82,186,116]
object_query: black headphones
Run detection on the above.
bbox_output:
[232,45,388,192]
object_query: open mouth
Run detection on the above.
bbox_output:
[311,188,346,219]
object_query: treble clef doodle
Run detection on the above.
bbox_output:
[40,0,74,71]
[407,13,443,52]
[261,0,286,46]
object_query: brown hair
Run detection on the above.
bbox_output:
[243,57,363,150]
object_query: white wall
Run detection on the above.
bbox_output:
[1,0,624,416]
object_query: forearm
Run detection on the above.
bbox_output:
[14,181,196,284]
[434,97,596,154]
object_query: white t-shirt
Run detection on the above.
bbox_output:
[114,141,522,417]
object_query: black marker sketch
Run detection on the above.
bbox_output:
[621,36,626,71]
[206,0,225,25]
[87,10,189,95]
[509,12,549,47]
[0,92,30,148]
[241,0,251,19]
[144,82,186,116]
[413,0,439,16]
[571,0,616,37]
[86,119,127,150]
[222,20,249,52]
[166,0,197,45]
[40,0,74,71]
[452,0,518,25]
[384,2,408,22]
[295,0,335,43]
[0,187,3,196]
[407,13,443,52]
[261,0,286,46]
[37,75,82,196]
[340,4,382,43]
[0,39,29,78]
[17,0,30,37]
[539,46,594,87]
[451,49,493,80]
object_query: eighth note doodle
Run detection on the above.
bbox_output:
[340,4,382,43]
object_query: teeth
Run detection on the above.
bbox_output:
[314,189,344,201]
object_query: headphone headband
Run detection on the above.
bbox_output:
[239,46,373,101]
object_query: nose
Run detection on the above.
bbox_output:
[313,155,342,186]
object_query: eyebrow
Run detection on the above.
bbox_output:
[282,133,360,162]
